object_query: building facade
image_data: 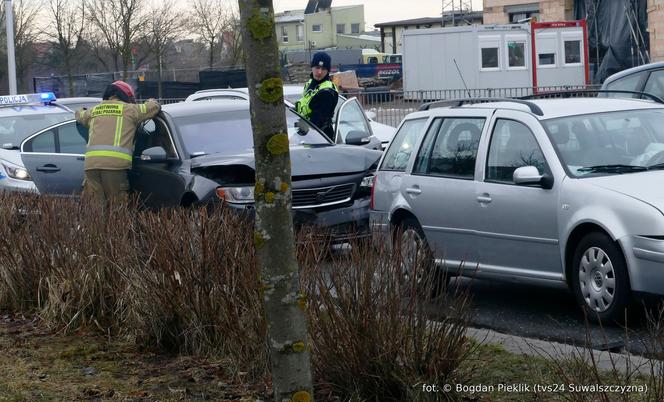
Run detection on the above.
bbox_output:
[274,3,375,53]
[483,0,574,24]
[375,11,483,54]
[649,0,664,62]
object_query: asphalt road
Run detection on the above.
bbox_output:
[446,277,662,357]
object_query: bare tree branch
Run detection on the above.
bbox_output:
[188,0,234,68]
[44,0,86,95]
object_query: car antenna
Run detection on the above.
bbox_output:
[453,58,472,98]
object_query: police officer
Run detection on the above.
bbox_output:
[75,80,161,203]
[296,51,339,141]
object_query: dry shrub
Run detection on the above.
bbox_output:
[299,231,474,401]
[124,206,268,377]
[0,192,475,393]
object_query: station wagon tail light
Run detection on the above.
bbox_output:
[370,175,377,210]
[216,186,254,204]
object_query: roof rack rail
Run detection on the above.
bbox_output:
[418,97,544,116]
[519,89,664,104]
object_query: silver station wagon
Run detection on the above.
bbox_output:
[370,97,664,322]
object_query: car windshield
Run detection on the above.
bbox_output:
[173,107,331,157]
[542,109,664,177]
[0,109,73,148]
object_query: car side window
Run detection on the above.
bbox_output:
[336,99,371,144]
[604,72,645,98]
[486,119,548,183]
[643,70,664,99]
[134,119,177,158]
[414,117,484,179]
[58,123,86,154]
[24,130,56,153]
[380,118,427,171]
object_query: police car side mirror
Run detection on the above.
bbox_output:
[141,146,168,162]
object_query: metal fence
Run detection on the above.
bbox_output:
[345,85,601,128]
[148,84,600,129]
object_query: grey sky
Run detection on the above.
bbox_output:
[272,0,484,29]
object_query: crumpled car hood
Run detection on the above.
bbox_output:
[190,144,382,176]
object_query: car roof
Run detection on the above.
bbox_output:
[405,98,664,121]
[162,99,251,118]
[193,85,303,97]
[0,103,72,116]
[54,97,102,104]
[603,61,664,86]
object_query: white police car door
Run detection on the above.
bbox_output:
[20,120,86,195]
[334,97,375,146]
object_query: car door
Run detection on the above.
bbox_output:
[334,97,374,145]
[474,110,563,281]
[129,118,186,208]
[20,120,86,195]
[401,110,493,271]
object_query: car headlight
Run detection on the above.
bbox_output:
[360,174,375,189]
[216,186,254,203]
[2,162,31,181]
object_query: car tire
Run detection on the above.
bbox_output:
[571,232,630,323]
[396,217,447,299]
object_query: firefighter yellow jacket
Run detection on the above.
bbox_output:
[75,99,160,170]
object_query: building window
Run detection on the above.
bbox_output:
[564,40,581,64]
[481,47,499,69]
[507,41,525,68]
[336,24,345,34]
[296,25,304,41]
[312,24,322,32]
[281,26,288,43]
[351,23,360,34]
[539,53,555,66]
[509,11,539,23]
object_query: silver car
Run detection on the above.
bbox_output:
[370,97,664,322]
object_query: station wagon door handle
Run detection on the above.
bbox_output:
[476,194,492,204]
[405,186,422,195]
[36,164,61,173]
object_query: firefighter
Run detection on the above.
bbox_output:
[296,51,339,141]
[75,80,161,203]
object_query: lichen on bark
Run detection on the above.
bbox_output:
[247,7,273,40]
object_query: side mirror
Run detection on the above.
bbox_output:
[345,130,371,146]
[141,146,168,162]
[513,166,554,189]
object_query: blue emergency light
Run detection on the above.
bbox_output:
[0,92,57,106]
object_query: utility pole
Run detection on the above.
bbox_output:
[5,0,17,94]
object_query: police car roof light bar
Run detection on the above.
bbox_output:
[0,92,57,107]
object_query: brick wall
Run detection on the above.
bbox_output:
[649,0,664,61]
[483,0,574,24]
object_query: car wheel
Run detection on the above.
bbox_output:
[571,232,630,323]
[396,218,446,299]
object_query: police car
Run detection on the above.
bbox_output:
[0,93,75,192]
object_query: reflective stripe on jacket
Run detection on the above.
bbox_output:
[296,79,338,119]
[75,99,160,170]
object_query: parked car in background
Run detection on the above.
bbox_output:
[53,97,102,111]
[21,100,382,241]
[0,92,74,193]
[601,61,664,99]
[185,85,396,147]
[371,96,664,322]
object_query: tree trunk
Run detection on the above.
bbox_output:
[157,50,163,99]
[208,39,215,69]
[64,53,74,97]
[237,1,313,401]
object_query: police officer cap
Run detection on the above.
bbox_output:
[311,51,331,70]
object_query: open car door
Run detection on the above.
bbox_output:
[334,97,381,149]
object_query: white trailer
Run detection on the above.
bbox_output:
[402,21,589,99]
